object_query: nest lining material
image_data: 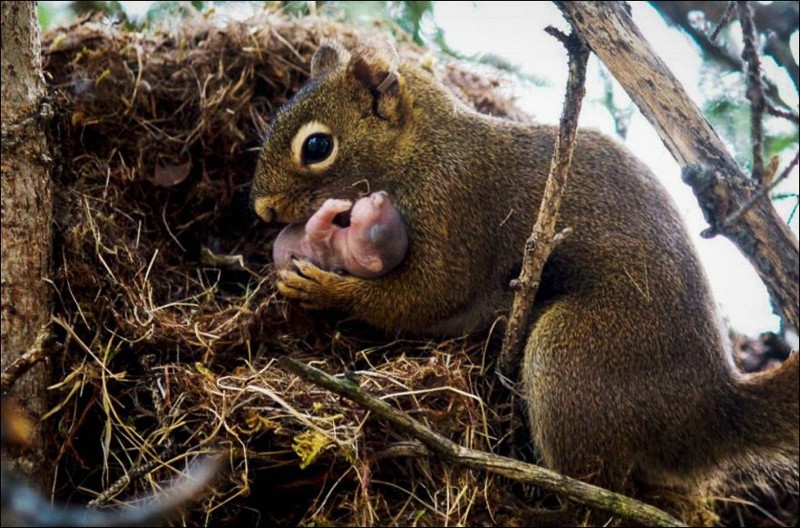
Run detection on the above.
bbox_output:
[38,6,795,526]
[42,8,530,526]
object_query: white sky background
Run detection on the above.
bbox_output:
[41,1,800,336]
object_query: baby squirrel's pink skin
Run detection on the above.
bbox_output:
[272,191,408,279]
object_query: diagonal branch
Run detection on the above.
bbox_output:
[560,1,799,332]
[650,0,799,97]
[278,357,686,527]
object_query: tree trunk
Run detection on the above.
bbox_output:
[1,1,54,487]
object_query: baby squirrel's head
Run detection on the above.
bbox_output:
[251,40,413,224]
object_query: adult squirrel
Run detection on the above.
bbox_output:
[251,40,799,493]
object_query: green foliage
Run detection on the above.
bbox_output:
[278,1,433,46]
[38,3,54,30]
[140,1,201,27]
[391,0,433,46]
[73,1,126,22]
[39,1,81,30]
[705,95,799,173]
[39,1,212,31]
[765,129,800,161]
[704,97,754,169]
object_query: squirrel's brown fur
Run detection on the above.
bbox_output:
[251,41,799,494]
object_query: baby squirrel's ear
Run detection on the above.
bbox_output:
[310,40,351,78]
[348,42,407,123]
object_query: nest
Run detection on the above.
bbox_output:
[42,8,535,526]
[38,6,796,527]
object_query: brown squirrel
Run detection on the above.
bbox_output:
[272,191,408,279]
[251,41,799,494]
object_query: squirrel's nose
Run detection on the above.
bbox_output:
[252,195,276,223]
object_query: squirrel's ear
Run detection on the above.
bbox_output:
[348,42,406,122]
[310,40,351,78]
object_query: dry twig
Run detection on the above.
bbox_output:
[279,357,686,527]
[498,26,588,378]
[0,325,53,393]
[709,1,736,42]
[737,1,766,182]
[722,151,799,228]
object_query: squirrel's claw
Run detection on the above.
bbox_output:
[276,259,358,309]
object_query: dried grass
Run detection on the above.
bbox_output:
[42,7,534,526]
[38,6,796,526]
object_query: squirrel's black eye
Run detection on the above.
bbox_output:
[302,133,333,164]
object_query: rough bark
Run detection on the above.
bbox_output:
[1,1,54,486]
[560,1,799,333]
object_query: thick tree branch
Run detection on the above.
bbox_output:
[560,1,799,332]
[278,357,685,527]
[498,28,588,378]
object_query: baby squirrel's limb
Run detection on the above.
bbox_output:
[273,192,408,280]
[345,191,408,276]
[303,198,351,271]
[305,198,351,246]
[272,199,351,273]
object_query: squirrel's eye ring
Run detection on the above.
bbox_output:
[302,133,334,164]
[291,122,337,170]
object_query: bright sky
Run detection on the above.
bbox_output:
[432,1,800,337]
[40,1,799,336]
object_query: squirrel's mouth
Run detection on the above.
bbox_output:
[257,190,359,227]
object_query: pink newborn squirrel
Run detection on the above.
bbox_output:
[272,191,408,279]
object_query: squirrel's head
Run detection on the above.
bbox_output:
[251,40,413,224]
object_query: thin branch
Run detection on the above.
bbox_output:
[763,30,800,93]
[737,1,766,182]
[788,201,799,225]
[88,442,177,507]
[722,151,800,228]
[709,1,736,42]
[650,0,796,110]
[765,101,800,124]
[0,325,53,394]
[278,357,686,527]
[498,26,588,378]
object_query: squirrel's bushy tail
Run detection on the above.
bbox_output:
[725,352,799,485]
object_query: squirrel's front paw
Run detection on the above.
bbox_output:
[276,259,358,309]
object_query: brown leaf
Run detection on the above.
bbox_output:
[152,160,191,187]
